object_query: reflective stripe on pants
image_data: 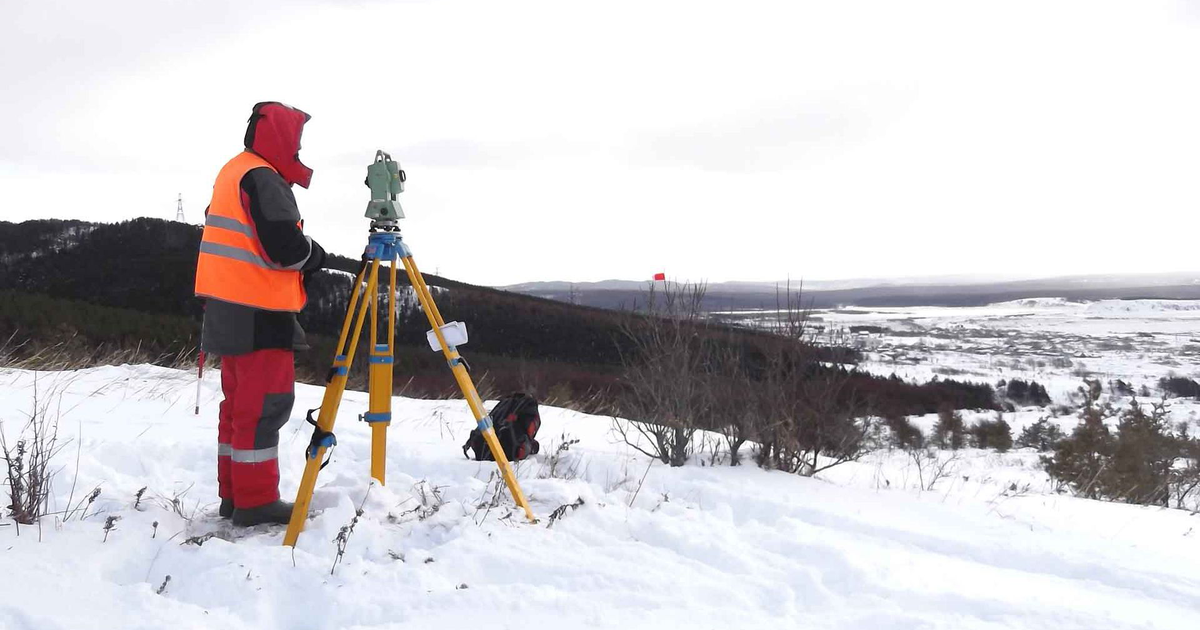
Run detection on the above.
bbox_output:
[217,349,296,509]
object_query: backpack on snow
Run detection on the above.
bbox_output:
[462,393,541,462]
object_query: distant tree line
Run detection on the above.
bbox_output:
[1,218,999,417]
[997,378,1052,407]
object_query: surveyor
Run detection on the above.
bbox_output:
[194,102,328,526]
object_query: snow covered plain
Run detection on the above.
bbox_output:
[818,298,1200,406]
[3,299,1200,630]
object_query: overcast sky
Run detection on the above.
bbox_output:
[4,0,1200,286]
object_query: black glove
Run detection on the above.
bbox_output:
[302,239,327,272]
[303,268,318,292]
[301,240,326,293]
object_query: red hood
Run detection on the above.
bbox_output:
[243,102,313,188]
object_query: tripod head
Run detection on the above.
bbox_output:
[365,150,405,230]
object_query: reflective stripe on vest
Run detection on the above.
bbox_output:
[194,152,307,311]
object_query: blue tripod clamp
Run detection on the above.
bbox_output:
[364,231,412,260]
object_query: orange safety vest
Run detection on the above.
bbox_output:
[194,152,307,311]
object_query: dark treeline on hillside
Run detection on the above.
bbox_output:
[0,291,198,364]
[0,218,996,416]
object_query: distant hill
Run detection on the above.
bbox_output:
[503,273,1200,311]
[0,218,646,396]
[0,218,998,416]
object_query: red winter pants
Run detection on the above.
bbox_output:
[217,349,296,509]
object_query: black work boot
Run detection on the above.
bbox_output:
[219,498,234,519]
[232,500,295,527]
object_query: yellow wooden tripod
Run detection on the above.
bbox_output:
[282,164,536,546]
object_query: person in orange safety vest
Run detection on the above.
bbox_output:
[195,102,327,526]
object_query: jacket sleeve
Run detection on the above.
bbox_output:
[240,167,324,271]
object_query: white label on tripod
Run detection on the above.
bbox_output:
[427,321,468,352]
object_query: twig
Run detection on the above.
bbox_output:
[63,422,82,522]
[545,498,585,529]
[473,472,503,526]
[331,484,373,575]
[65,486,101,522]
[628,459,653,507]
[181,532,215,546]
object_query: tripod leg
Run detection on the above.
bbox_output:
[400,255,537,524]
[284,260,381,547]
[367,258,395,484]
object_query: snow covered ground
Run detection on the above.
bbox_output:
[2,359,1199,629]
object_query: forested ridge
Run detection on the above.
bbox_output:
[0,218,995,413]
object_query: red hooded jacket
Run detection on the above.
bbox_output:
[244,102,314,189]
[198,102,326,356]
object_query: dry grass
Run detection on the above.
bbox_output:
[0,331,197,373]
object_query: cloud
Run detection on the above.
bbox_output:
[636,89,912,172]
[5,0,1200,285]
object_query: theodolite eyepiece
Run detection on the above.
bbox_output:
[365,150,405,221]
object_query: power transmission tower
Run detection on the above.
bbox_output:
[175,194,185,222]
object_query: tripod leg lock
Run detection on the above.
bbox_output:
[304,408,337,468]
[362,412,392,423]
[326,355,350,383]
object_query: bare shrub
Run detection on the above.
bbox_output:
[909,447,961,491]
[537,434,582,480]
[2,378,67,528]
[706,335,762,466]
[756,369,871,476]
[612,281,711,467]
[752,284,871,476]
[612,280,870,476]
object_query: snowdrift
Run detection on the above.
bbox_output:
[1,365,1198,629]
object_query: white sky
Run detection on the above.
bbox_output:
[3,0,1200,286]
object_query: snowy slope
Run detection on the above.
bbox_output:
[1,365,1199,630]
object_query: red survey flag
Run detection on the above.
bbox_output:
[653,272,666,281]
